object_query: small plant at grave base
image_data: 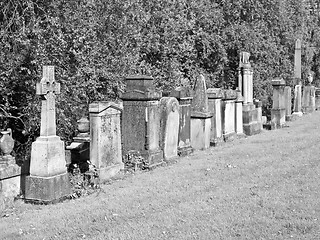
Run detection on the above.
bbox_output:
[123,151,148,172]
[68,161,100,199]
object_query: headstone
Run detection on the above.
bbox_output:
[292,85,303,117]
[190,75,213,150]
[89,101,124,180]
[170,87,193,156]
[284,86,292,121]
[0,129,20,211]
[294,39,302,84]
[221,90,237,141]
[302,85,316,113]
[254,100,263,130]
[207,88,223,146]
[235,90,245,137]
[159,97,180,160]
[238,52,261,135]
[315,88,320,110]
[25,66,70,203]
[271,78,286,129]
[121,76,163,168]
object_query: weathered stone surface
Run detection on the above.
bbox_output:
[293,85,303,117]
[294,39,302,83]
[235,91,244,136]
[315,88,320,110]
[221,99,236,141]
[25,66,70,203]
[160,97,179,160]
[242,104,261,136]
[190,75,212,150]
[271,78,286,129]
[302,85,316,113]
[170,87,193,156]
[89,101,124,181]
[121,75,163,167]
[238,52,253,104]
[284,86,292,121]
[207,88,223,146]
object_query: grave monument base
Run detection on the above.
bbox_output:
[140,149,164,168]
[25,172,70,203]
[242,104,261,136]
[223,132,236,142]
[271,109,286,129]
[178,145,193,157]
[98,162,124,181]
[291,111,303,120]
[210,137,224,147]
[191,118,211,150]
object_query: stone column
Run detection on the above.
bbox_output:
[235,90,245,137]
[284,86,292,121]
[190,75,213,150]
[292,39,303,118]
[271,78,286,129]
[221,90,237,141]
[238,52,253,105]
[207,88,223,146]
[25,66,70,203]
[170,87,193,156]
[159,97,179,160]
[292,85,303,117]
[89,101,124,181]
[121,75,163,168]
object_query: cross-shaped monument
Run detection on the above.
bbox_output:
[25,66,70,203]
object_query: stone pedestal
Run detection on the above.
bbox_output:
[235,90,245,137]
[170,87,193,156]
[315,88,320,110]
[242,104,261,136]
[89,101,124,181]
[159,97,179,160]
[302,85,315,113]
[284,86,292,121]
[25,66,70,203]
[190,75,212,150]
[207,88,223,146]
[221,90,237,141]
[271,78,286,129]
[121,76,163,167]
[292,85,303,118]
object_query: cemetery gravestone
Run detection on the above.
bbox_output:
[170,87,193,156]
[121,76,163,167]
[25,66,70,203]
[293,39,303,118]
[221,90,237,141]
[315,88,320,110]
[271,78,286,129]
[159,97,180,160]
[89,101,124,180]
[207,88,223,146]
[284,86,292,121]
[235,90,245,137]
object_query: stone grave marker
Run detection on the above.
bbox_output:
[25,66,70,203]
[159,97,180,160]
[190,75,212,150]
[271,78,286,129]
[284,86,292,121]
[170,87,193,156]
[221,89,237,141]
[207,88,223,146]
[121,75,163,168]
[235,90,245,137]
[89,101,124,180]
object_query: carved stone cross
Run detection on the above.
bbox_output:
[36,66,60,137]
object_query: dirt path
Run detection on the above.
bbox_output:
[1,112,320,240]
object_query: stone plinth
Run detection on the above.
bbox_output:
[159,97,180,160]
[254,100,263,131]
[25,66,70,203]
[292,85,303,118]
[271,78,286,129]
[284,86,292,121]
[121,76,163,167]
[207,88,223,146]
[221,90,237,141]
[89,101,124,181]
[243,104,261,136]
[238,52,253,104]
[315,88,320,110]
[170,87,193,156]
[235,90,245,137]
[190,75,212,150]
[302,85,315,113]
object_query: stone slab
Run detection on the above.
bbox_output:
[98,162,124,182]
[271,109,286,129]
[190,118,211,150]
[25,172,71,203]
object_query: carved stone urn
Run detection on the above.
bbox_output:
[0,128,14,157]
[77,117,90,134]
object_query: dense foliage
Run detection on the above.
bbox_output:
[1,0,320,163]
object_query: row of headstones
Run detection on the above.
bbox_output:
[271,78,320,129]
[0,67,262,207]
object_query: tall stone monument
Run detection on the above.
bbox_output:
[25,66,70,202]
[121,76,163,168]
[238,52,261,135]
[292,39,303,118]
[271,78,286,129]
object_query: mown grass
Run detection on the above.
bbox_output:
[1,112,320,240]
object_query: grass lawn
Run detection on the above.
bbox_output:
[1,112,320,240]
